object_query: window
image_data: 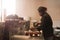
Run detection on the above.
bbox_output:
[0,0,16,22]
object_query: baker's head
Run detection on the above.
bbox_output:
[38,6,47,16]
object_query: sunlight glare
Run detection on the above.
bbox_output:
[2,0,16,16]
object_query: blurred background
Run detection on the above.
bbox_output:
[0,0,60,40]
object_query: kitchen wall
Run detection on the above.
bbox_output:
[16,0,60,27]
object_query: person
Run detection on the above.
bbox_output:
[37,6,54,40]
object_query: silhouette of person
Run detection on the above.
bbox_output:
[37,6,54,40]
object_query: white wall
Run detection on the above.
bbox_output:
[16,0,60,27]
[46,0,60,27]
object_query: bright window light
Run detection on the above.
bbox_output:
[2,0,16,16]
[0,0,1,17]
